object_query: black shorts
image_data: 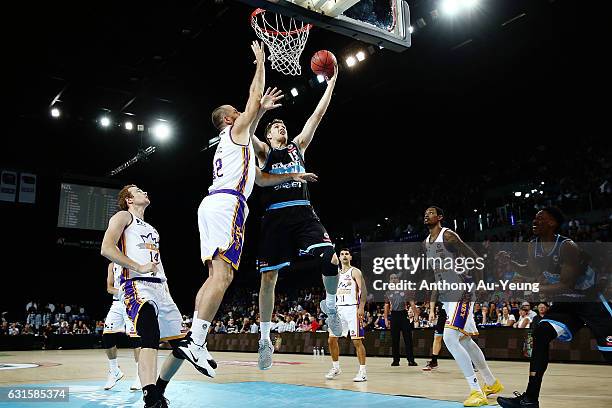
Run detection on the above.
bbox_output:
[540,298,612,358]
[258,205,332,273]
[435,308,447,336]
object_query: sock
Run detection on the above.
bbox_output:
[322,275,339,310]
[460,337,496,385]
[108,358,118,372]
[431,354,438,364]
[466,374,482,392]
[156,377,169,395]
[326,295,336,310]
[191,317,211,346]
[359,364,366,372]
[260,322,271,341]
[443,329,480,392]
[333,361,340,369]
[526,375,542,401]
[142,384,159,405]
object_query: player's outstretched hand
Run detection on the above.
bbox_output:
[251,40,265,65]
[326,62,339,83]
[292,173,318,183]
[137,262,159,276]
[261,87,284,111]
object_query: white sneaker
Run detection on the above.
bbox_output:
[129,376,141,391]
[258,339,274,370]
[353,370,367,382]
[104,369,124,390]
[325,367,342,380]
[176,337,216,378]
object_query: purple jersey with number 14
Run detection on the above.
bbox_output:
[209,125,256,199]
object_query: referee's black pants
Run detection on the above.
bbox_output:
[391,310,415,363]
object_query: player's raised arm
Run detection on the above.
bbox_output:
[293,63,338,154]
[232,41,266,145]
[250,87,284,162]
[254,167,318,187]
[106,263,118,296]
[100,211,157,275]
[443,229,483,281]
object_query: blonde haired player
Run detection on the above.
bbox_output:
[325,249,368,382]
[177,41,317,377]
[102,262,141,391]
[424,206,504,407]
[101,185,188,408]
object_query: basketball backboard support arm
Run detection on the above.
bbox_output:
[237,0,411,51]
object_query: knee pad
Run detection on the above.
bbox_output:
[312,246,338,276]
[131,336,142,349]
[168,338,185,360]
[103,333,119,349]
[136,302,160,350]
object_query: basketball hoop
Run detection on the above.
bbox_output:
[251,8,312,76]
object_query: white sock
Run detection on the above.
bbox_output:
[443,329,480,391]
[359,365,366,372]
[260,322,271,341]
[460,337,496,385]
[108,358,118,372]
[466,374,482,392]
[333,361,340,369]
[191,317,211,346]
[325,294,336,310]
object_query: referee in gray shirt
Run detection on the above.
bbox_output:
[384,274,418,366]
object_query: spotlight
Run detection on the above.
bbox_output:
[151,122,171,141]
[346,56,357,67]
[441,0,461,16]
[317,74,325,83]
[408,25,415,34]
[356,51,366,62]
[539,190,543,194]
[50,107,60,118]
[525,193,530,198]
[514,192,522,197]
[100,116,111,127]
[125,121,134,131]
[290,88,299,97]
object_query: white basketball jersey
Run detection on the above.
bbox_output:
[424,227,461,286]
[208,125,256,199]
[336,267,360,306]
[118,213,167,284]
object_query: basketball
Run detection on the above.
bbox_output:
[310,50,337,78]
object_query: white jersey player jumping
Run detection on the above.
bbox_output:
[423,206,504,407]
[177,41,317,377]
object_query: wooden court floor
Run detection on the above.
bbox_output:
[1,350,610,407]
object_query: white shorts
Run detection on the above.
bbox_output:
[198,192,249,270]
[103,300,137,336]
[444,301,479,336]
[329,305,365,339]
[123,278,186,341]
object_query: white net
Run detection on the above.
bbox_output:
[251,9,311,76]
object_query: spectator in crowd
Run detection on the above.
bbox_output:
[473,303,483,325]
[8,323,20,336]
[497,306,516,327]
[374,313,386,329]
[531,303,549,328]
[0,321,8,336]
[480,305,489,325]
[514,308,532,328]
[286,316,296,332]
[310,318,320,332]
[488,303,499,323]
[250,320,259,334]
[521,302,537,320]
[214,321,227,334]
[226,319,238,334]
[22,324,34,335]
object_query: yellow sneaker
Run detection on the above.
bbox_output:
[463,390,488,407]
[483,379,504,396]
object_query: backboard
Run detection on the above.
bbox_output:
[237,0,411,51]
